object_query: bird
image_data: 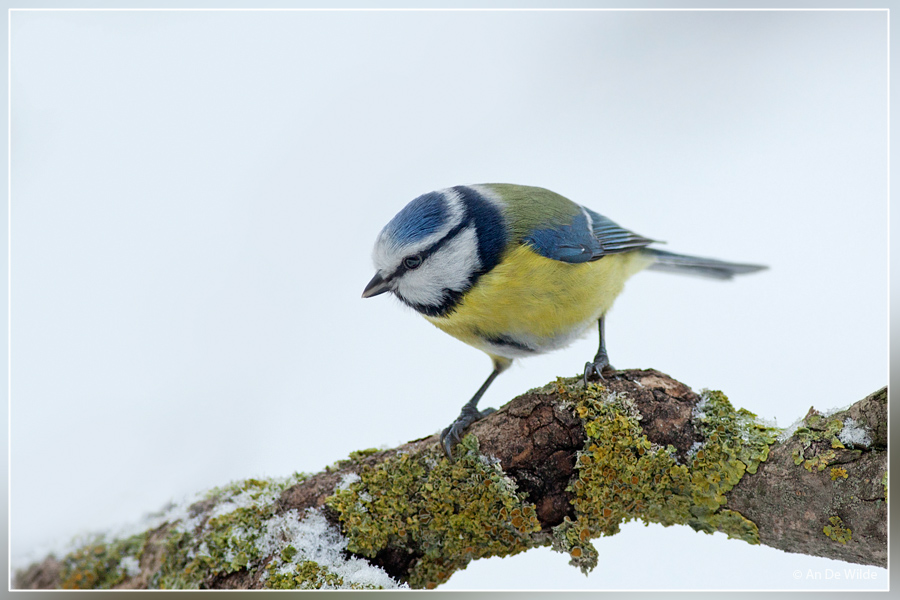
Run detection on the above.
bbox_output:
[362,184,766,457]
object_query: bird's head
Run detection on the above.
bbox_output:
[362,186,505,317]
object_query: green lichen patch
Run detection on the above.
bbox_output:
[823,516,852,544]
[798,449,837,472]
[151,474,308,588]
[59,532,146,589]
[554,381,778,574]
[791,411,863,474]
[155,476,302,586]
[143,472,396,589]
[325,435,541,589]
[264,560,346,589]
[120,472,395,590]
[157,503,266,586]
[328,448,382,472]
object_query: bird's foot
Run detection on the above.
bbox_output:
[583,357,617,386]
[440,406,496,459]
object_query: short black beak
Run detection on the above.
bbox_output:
[362,272,390,298]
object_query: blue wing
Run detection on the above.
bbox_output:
[584,208,656,255]
[523,206,655,264]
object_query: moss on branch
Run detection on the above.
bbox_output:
[14,371,887,590]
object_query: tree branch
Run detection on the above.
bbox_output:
[14,370,887,590]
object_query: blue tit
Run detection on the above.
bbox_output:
[362,184,765,457]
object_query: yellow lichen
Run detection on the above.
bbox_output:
[59,534,146,589]
[792,411,853,473]
[830,467,848,481]
[823,516,851,544]
[263,560,378,590]
[325,434,541,589]
[802,450,836,472]
[554,379,778,573]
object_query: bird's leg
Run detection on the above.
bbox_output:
[584,316,616,384]
[440,366,502,458]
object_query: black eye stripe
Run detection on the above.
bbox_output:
[389,216,471,280]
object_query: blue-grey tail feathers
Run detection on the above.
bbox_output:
[643,249,767,280]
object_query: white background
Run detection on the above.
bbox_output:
[9,9,887,590]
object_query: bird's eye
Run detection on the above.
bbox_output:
[403,255,423,270]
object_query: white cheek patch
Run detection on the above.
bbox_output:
[395,226,481,307]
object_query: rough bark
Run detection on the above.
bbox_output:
[14,370,887,590]
[726,387,887,566]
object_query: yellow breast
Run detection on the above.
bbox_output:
[424,245,653,356]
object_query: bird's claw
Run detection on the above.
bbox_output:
[440,406,496,459]
[583,361,601,385]
[583,359,616,386]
